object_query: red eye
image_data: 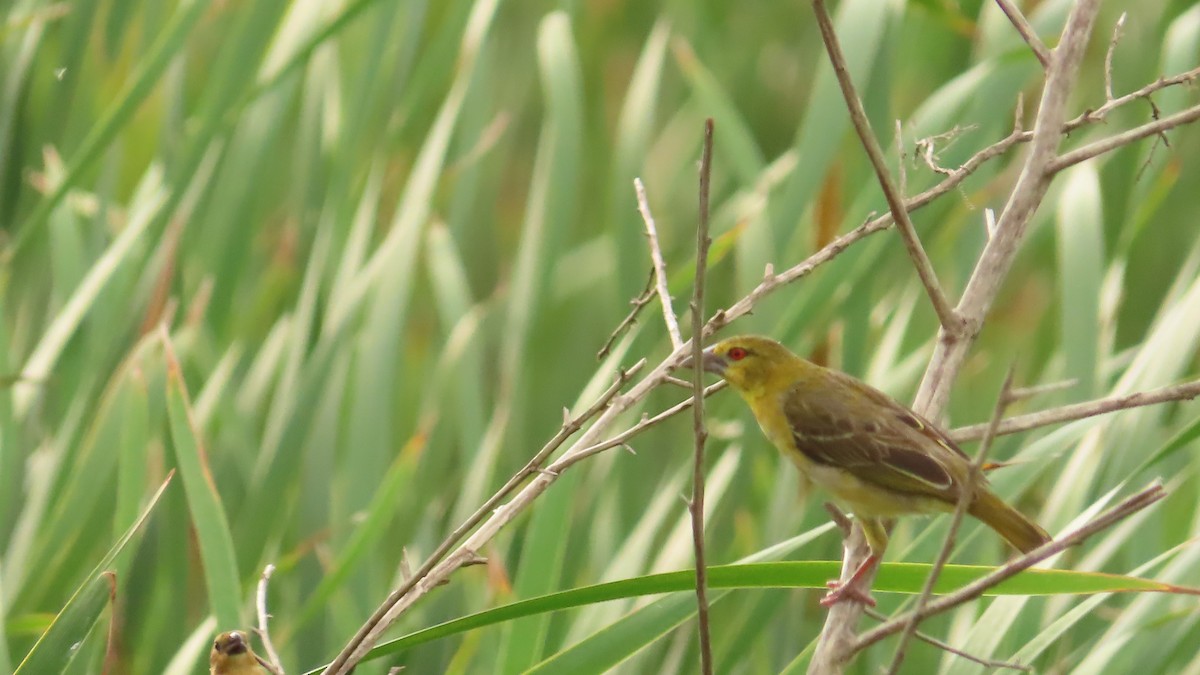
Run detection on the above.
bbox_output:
[728,347,748,361]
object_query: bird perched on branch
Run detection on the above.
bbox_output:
[210,630,271,675]
[682,335,1050,607]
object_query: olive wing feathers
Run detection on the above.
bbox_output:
[781,375,970,500]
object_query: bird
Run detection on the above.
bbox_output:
[210,630,272,675]
[682,335,1050,607]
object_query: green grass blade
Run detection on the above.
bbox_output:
[164,339,242,630]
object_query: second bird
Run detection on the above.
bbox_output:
[684,335,1050,607]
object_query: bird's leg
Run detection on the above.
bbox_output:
[822,517,888,607]
[820,553,879,607]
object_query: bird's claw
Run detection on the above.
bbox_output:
[820,579,877,607]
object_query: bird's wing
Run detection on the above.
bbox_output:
[781,380,964,499]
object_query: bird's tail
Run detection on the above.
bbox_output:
[969,489,1051,553]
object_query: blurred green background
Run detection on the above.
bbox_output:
[3,0,1200,672]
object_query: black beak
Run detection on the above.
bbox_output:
[678,346,727,375]
[224,632,247,655]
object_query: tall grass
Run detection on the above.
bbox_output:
[2,1,1199,673]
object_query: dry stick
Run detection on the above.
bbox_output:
[556,381,727,472]
[1007,378,1078,402]
[663,374,698,389]
[886,368,1017,675]
[1104,13,1127,101]
[256,564,286,675]
[915,0,1101,424]
[597,268,656,360]
[636,177,684,349]
[994,0,1051,69]
[951,378,1200,442]
[322,362,643,674]
[702,60,1198,341]
[812,0,959,332]
[854,481,1166,654]
[1064,64,1200,131]
[689,118,716,675]
[1049,103,1200,173]
[863,607,1031,672]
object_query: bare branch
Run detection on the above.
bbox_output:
[887,368,1015,674]
[556,381,728,471]
[1050,103,1200,173]
[994,0,1051,69]
[1065,65,1200,131]
[636,177,684,349]
[824,502,854,537]
[915,0,1101,419]
[863,607,1031,671]
[1105,13,1127,101]
[811,0,960,332]
[597,268,655,360]
[702,62,1198,342]
[854,481,1166,654]
[811,521,876,672]
[1007,378,1078,402]
[255,564,286,675]
[689,118,716,675]
[950,378,1200,442]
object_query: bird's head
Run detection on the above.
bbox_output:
[681,335,805,397]
[213,631,250,657]
[211,630,268,674]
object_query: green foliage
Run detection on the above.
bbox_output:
[2,1,1199,673]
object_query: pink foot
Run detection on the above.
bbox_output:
[821,580,876,607]
[819,553,880,608]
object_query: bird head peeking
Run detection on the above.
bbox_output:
[210,630,269,675]
[683,335,806,398]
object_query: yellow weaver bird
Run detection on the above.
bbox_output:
[683,335,1050,606]
[210,630,271,675]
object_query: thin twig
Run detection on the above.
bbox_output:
[994,0,1051,69]
[322,362,644,674]
[555,381,728,471]
[950,378,1200,442]
[824,502,854,537]
[1007,378,1078,402]
[663,374,697,388]
[597,268,655,360]
[854,481,1166,654]
[701,63,1198,342]
[689,118,716,675]
[1105,13,1127,102]
[915,0,1101,421]
[1049,102,1200,173]
[863,607,1032,672]
[812,0,959,332]
[255,564,286,675]
[1064,65,1200,131]
[887,367,1016,674]
[636,177,684,349]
